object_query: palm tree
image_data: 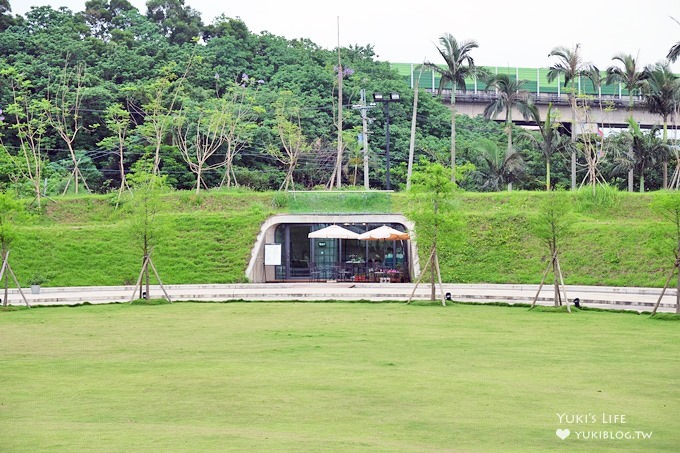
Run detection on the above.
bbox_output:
[625,119,668,192]
[546,44,599,190]
[523,103,571,191]
[669,43,680,62]
[472,138,525,191]
[606,53,645,189]
[641,62,680,188]
[610,132,635,192]
[668,17,680,62]
[606,53,645,111]
[482,73,533,171]
[425,34,480,183]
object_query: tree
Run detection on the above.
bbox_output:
[45,61,89,194]
[425,34,480,183]
[127,60,193,176]
[267,91,311,191]
[0,0,18,32]
[408,162,458,304]
[146,0,203,45]
[531,192,574,310]
[482,72,533,173]
[174,90,249,194]
[523,104,571,191]
[471,138,525,191]
[668,17,680,62]
[605,53,644,189]
[0,190,29,307]
[547,44,599,190]
[126,159,170,302]
[606,53,645,111]
[342,127,364,186]
[99,103,132,203]
[624,119,669,192]
[642,62,680,188]
[0,68,51,207]
[651,191,680,314]
[82,0,137,41]
[218,79,261,189]
[669,43,680,63]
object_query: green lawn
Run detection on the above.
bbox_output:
[1,302,678,452]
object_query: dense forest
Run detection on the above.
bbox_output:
[0,0,678,197]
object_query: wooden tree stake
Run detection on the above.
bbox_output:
[130,252,172,303]
[651,259,679,315]
[407,247,435,304]
[0,251,30,307]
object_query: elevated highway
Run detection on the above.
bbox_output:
[439,90,663,131]
[389,63,674,131]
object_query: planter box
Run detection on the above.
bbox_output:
[30,285,40,294]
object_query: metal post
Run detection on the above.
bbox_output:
[372,93,400,190]
[385,101,391,190]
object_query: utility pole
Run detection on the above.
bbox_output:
[407,64,424,191]
[335,16,343,189]
[352,89,375,189]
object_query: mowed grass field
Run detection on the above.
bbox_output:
[1,302,678,452]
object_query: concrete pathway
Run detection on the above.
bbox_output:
[2,282,678,313]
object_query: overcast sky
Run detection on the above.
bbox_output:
[10,0,680,72]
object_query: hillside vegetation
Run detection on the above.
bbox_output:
[4,189,675,288]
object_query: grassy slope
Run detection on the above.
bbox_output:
[1,303,677,452]
[10,191,275,286]
[444,191,670,287]
[4,189,675,287]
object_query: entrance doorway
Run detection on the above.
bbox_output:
[273,223,410,282]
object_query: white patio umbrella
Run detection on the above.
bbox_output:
[357,225,410,241]
[308,224,360,239]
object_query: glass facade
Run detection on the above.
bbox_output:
[273,223,410,282]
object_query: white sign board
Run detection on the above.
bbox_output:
[264,243,282,266]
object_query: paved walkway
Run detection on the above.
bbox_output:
[2,283,678,313]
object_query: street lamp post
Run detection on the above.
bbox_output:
[373,92,400,190]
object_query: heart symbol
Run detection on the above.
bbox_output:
[556,428,570,440]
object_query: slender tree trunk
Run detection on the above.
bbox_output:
[430,251,436,301]
[506,109,513,156]
[3,249,8,307]
[450,90,457,183]
[628,168,634,192]
[196,164,203,194]
[335,21,343,189]
[553,255,560,307]
[677,238,680,314]
[145,260,150,300]
[570,93,577,191]
[677,261,680,314]
[546,159,551,191]
[154,142,162,177]
[119,145,127,191]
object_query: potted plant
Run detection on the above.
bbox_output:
[28,273,47,294]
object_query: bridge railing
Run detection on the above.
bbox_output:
[429,89,646,109]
